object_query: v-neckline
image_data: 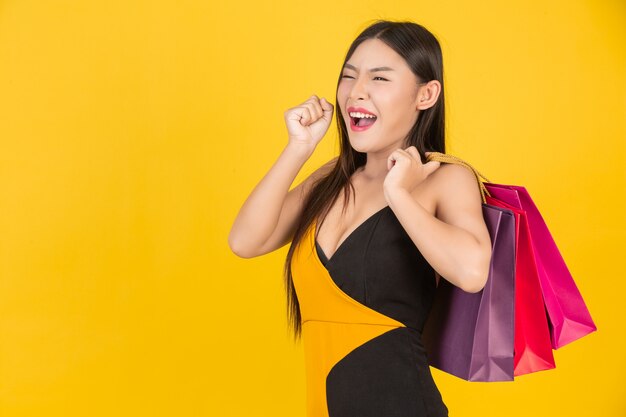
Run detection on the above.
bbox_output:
[314,205,390,264]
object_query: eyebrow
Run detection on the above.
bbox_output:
[343,63,395,72]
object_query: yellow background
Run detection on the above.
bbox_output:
[0,0,623,416]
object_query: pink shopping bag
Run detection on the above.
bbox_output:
[484,183,597,349]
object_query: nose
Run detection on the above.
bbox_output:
[348,74,369,101]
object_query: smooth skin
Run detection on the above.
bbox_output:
[229,38,492,293]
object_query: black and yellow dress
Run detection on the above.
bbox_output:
[291,205,449,417]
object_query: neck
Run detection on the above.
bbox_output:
[357,155,389,181]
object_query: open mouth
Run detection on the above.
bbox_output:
[351,115,378,127]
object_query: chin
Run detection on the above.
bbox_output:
[348,139,376,154]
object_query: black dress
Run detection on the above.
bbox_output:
[290,205,449,417]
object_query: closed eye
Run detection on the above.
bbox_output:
[341,75,388,81]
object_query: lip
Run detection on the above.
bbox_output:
[347,106,377,116]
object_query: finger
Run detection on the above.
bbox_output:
[405,146,420,162]
[320,98,334,116]
[302,103,321,121]
[394,148,412,161]
[387,151,399,170]
[311,96,325,118]
[298,107,312,126]
[306,95,323,119]
[425,160,441,176]
[388,149,409,170]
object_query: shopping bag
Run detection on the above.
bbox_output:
[484,183,597,349]
[422,203,516,382]
[484,195,555,376]
[421,153,517,382]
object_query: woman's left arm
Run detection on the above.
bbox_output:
[387,161,492,293]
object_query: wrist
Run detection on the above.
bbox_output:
[384,186,412,209]
[285,141,315,160]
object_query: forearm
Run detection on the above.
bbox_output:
[387,188,487,293]
[229,143,313,252]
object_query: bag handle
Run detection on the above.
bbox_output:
[425,151,492,204]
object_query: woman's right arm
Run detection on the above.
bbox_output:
[228,95,336,258]
[228,146,336,258]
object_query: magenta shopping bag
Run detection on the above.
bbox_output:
[485,195,555,377]
[484,183,597,349]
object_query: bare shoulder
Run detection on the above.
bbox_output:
[428,162,483,224]
[430,162,480,194]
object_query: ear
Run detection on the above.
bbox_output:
[416,80,441,110]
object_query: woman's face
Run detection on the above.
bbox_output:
[337,38,429,153]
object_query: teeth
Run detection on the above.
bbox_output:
[349,112,376,118]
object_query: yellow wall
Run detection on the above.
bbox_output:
[0,0,623,416]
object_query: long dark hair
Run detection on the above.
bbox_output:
[283,19,447,342]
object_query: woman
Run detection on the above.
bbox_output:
[229,20,492,417]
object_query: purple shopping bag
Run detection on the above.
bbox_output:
[484,183,597,349]
[422,204,517,382]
